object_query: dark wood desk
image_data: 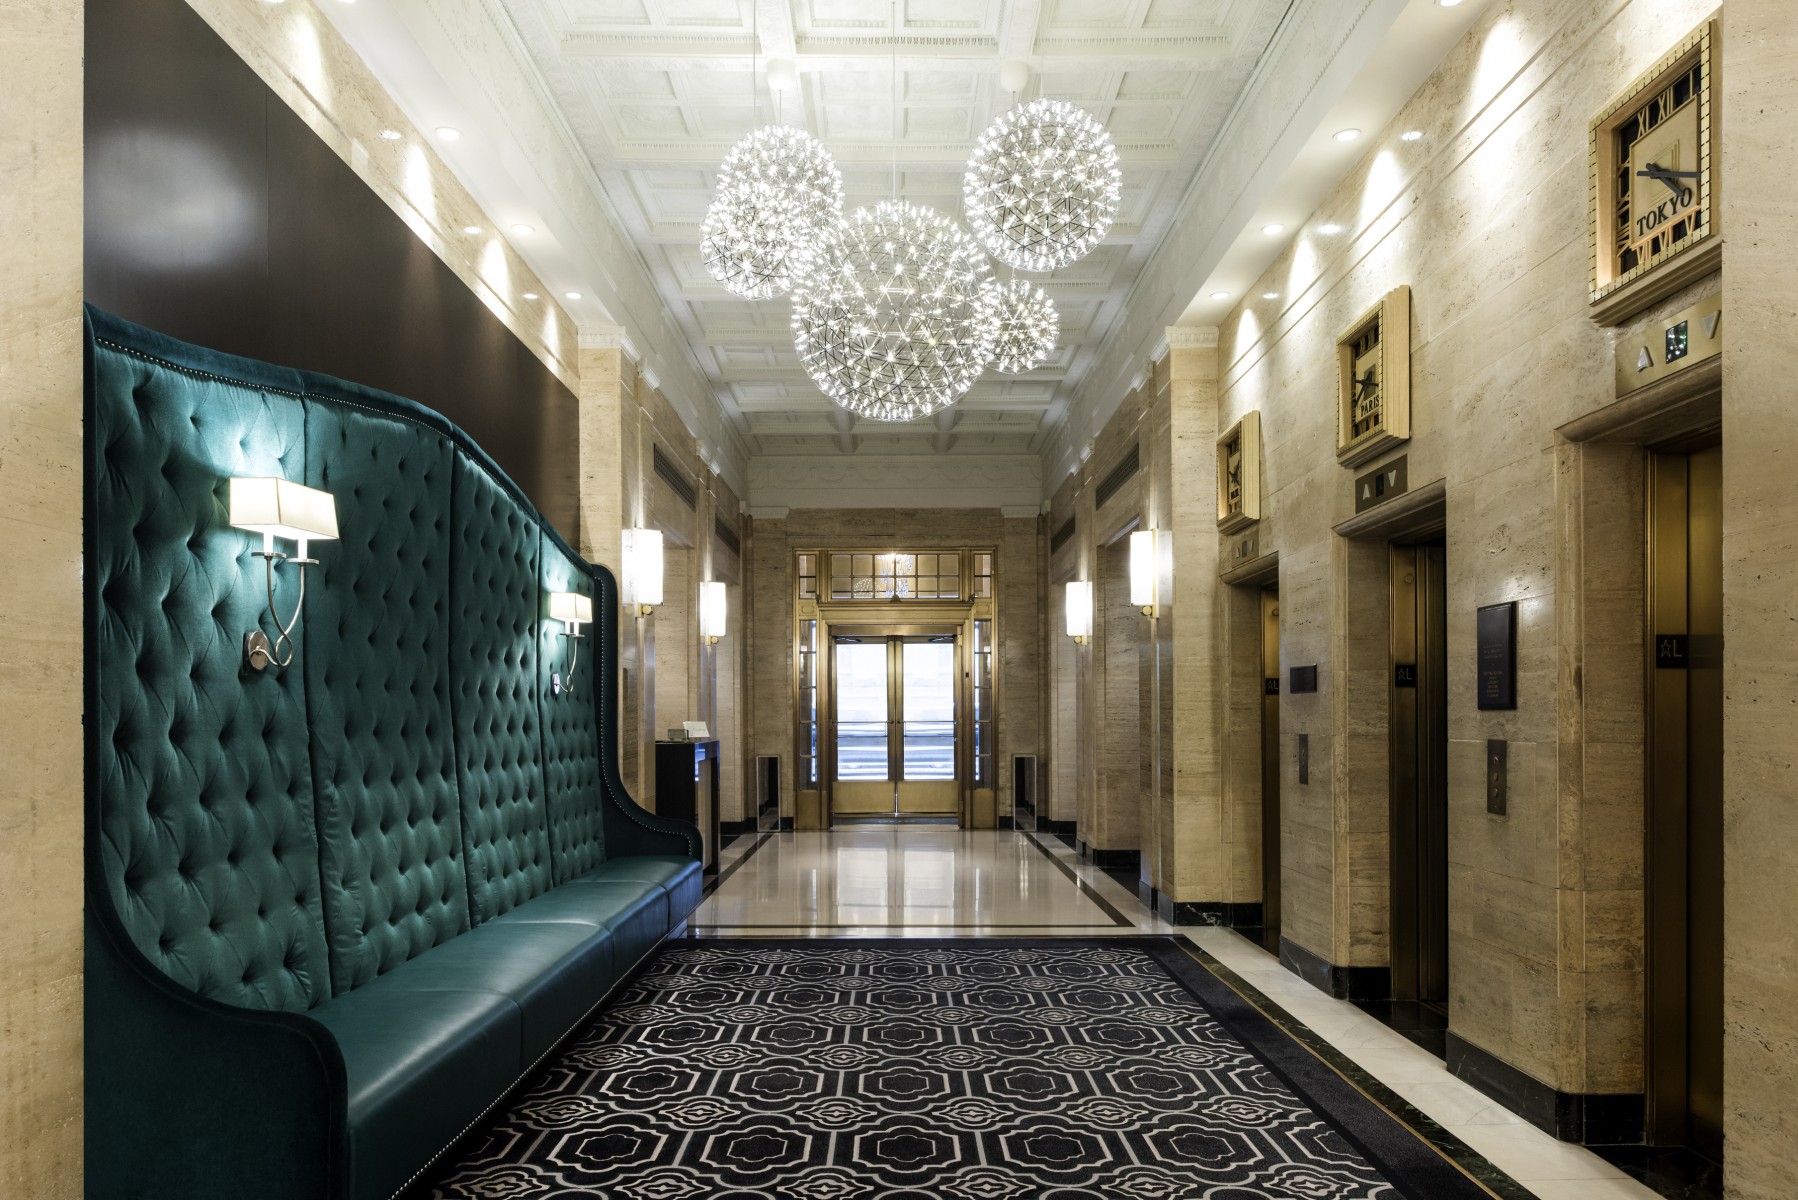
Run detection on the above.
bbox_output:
[655,738,721,873]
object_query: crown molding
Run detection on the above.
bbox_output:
[749,455,1044,512]
[1166,326,1220,349]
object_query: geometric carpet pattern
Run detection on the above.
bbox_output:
[424,942,1408,1199]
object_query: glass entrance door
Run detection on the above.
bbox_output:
[831,634,960,819]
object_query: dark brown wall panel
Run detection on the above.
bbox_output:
[84,0,578,541]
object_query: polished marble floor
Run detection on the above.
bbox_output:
[691,827,1665,1200]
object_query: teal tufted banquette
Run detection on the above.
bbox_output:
[83,308,702,1200]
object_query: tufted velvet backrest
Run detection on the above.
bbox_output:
[87,309,621,1011]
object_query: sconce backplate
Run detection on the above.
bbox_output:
[244,631,275,672]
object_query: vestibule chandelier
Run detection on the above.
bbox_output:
[790,199,1000,422]
[700,126,844,299]
[699,1,844,299]
[964,97,1122,272]
[985,277,1058,374]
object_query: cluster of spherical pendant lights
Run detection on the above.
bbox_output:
[700,34,1121,424]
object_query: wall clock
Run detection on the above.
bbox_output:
[1217,411,1262,533]
[1335,285,1411,469]
[1589,19,1719,321]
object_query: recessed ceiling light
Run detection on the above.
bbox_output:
[462,225,482,235]
[435,126,461,142]
[1333,128,1361,143]
[1210,291,1231,301]
[522,292,540,301]
[1437,0,1465,7]
[511,224,535,237]
[1401,129,1425,142]
[564,291,583,301]
[379,129,402,141]
[1261,223,1285,236]
[1318,223,1344,235]
[1262,292,1280,300]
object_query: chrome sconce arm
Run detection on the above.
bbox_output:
[548,592,594,696]
[246,544,317,671]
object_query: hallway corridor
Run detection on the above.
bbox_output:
[686,829,1662,1200]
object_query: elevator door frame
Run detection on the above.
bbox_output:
[1389,541,1449,1007]
[1646,445,1725,1160]
[822,616,970,825]
[1260,587,1282,953]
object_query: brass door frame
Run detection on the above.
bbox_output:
[822,616,967,823]
[1389,542,1449,1006]
[1260,588,1282,953]
[1646,446,1724,1158]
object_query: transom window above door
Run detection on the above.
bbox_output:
[797,550,994,602]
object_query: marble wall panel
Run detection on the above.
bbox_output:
[0,1,84,1191]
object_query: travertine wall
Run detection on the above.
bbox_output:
[1720,2,1798,1195]
[0,0,84,1193]
[1212,0,1718,1101]
[744,509,1043,821]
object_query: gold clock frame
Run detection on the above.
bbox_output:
[1335,285,1411,469]
[1217,411,1262,533]
[1588,17,1720,325]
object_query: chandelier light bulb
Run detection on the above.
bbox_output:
[701,125,845,300]
[985,278,1058,374]
[964,97,1122,272]
[791,200,999,423]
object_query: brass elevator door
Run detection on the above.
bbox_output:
[1260,589,1282,953]
[1390,542,1449,1007]
[830,634,961,819]
[1647,446,1724,1161]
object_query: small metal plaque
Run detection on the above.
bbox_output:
[1394,663,1418,688]
[1353,455,1409,513]
[1289,665,1318,694]
[1487,739,1508,815]
[1298,733,1309,785]
[1477,602,1518,710]
[1233,532,1259,561]
[1264,677,1280,696]
[1655,633,1690,669]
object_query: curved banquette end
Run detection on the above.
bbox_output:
[83,307,700,1200]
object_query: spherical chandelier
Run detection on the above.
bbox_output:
[985,278,1058,374]
[964,97,1122,272]
[700,124,844,300]
[791,199,999,423]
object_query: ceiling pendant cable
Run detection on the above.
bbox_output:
[890,0,899,202]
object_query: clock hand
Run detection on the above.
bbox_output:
[1637,162,1699,200]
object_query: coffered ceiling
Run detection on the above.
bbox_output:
[490,0,1292,458]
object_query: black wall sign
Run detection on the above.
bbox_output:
[1289,665,1318,694]
[1353,455,1409,514]
[1394,663,1418,688]
[1264,677,1280,696]
[1487,739,1508,815]
[1298,734,1309,785]
[1477,602,1518,710]
[1655,634,1689,669]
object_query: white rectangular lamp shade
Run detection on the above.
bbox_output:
[1064,580,1093,640]
[1129,529,1157,609]
[622,527,664,606]
[548,591,592,627]
[699,581,728,640]
[230,477,339,553]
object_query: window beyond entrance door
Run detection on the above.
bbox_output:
[831,634,960,820]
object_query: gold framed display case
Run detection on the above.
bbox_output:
[1589,18,1720,324]
[1217,411,1262,533]
[1335,285,1411,469]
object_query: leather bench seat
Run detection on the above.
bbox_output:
[85,309,706,1200]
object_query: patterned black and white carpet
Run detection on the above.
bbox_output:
[422,940,1498,1199]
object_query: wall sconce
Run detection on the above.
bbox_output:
[1064,580,1093,644]
[229,477,339,671]
[548,591,593,696]
[1130,528,1159,617]
[699,580,728,644]
[622,527,664,616]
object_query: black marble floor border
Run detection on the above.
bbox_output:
[700,831,773,899]
[1163,936,1539,1200]
[1021,830,1137,927]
